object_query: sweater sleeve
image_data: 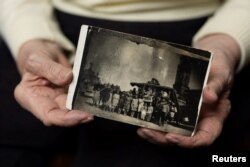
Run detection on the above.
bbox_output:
[193,0,250,71]
[0,0,74,58]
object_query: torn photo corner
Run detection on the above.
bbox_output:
[66,25,213,136]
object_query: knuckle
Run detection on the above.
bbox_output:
[26,53,38,66]
[26,53,42,73]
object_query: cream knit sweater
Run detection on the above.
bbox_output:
[0,0,250,70]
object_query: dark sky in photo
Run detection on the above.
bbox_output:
[83,31,205,91]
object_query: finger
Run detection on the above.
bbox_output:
[164,115,223,148]
[26,54,72,85]
[18,75,58,100]
[44,41,71,68]
[34,94,93,126]
[203,53,233,104]
[33,96,93,126]
[15,84,93,126]
[137,128,175,145]
[55,94,72,110]
[164,130,213,148]
[165,99,231,148]
[37,91,93,126]
[48,91,94,125]
[57,53,72,68]
[45,109,94,126]
[22,73,50,86]
[137,98,230,147]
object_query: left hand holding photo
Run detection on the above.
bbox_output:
[14,39,93,126]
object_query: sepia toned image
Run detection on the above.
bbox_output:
[67,25,212,136]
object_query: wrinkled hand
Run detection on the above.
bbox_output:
[15,39,93,126]
[137,34,240,148]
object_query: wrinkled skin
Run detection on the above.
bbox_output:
[15,33,240,147]
[137,34,240,148]
[15,40,93,126]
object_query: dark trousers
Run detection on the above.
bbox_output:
[0,8,249,167]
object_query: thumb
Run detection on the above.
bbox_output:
[26,54,73,85]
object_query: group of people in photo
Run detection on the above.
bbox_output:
[82,80,179,126]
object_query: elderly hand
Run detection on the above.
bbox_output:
[137,34,240,148]
[14,39,93,126]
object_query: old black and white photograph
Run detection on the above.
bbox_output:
[67,25,212,136]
